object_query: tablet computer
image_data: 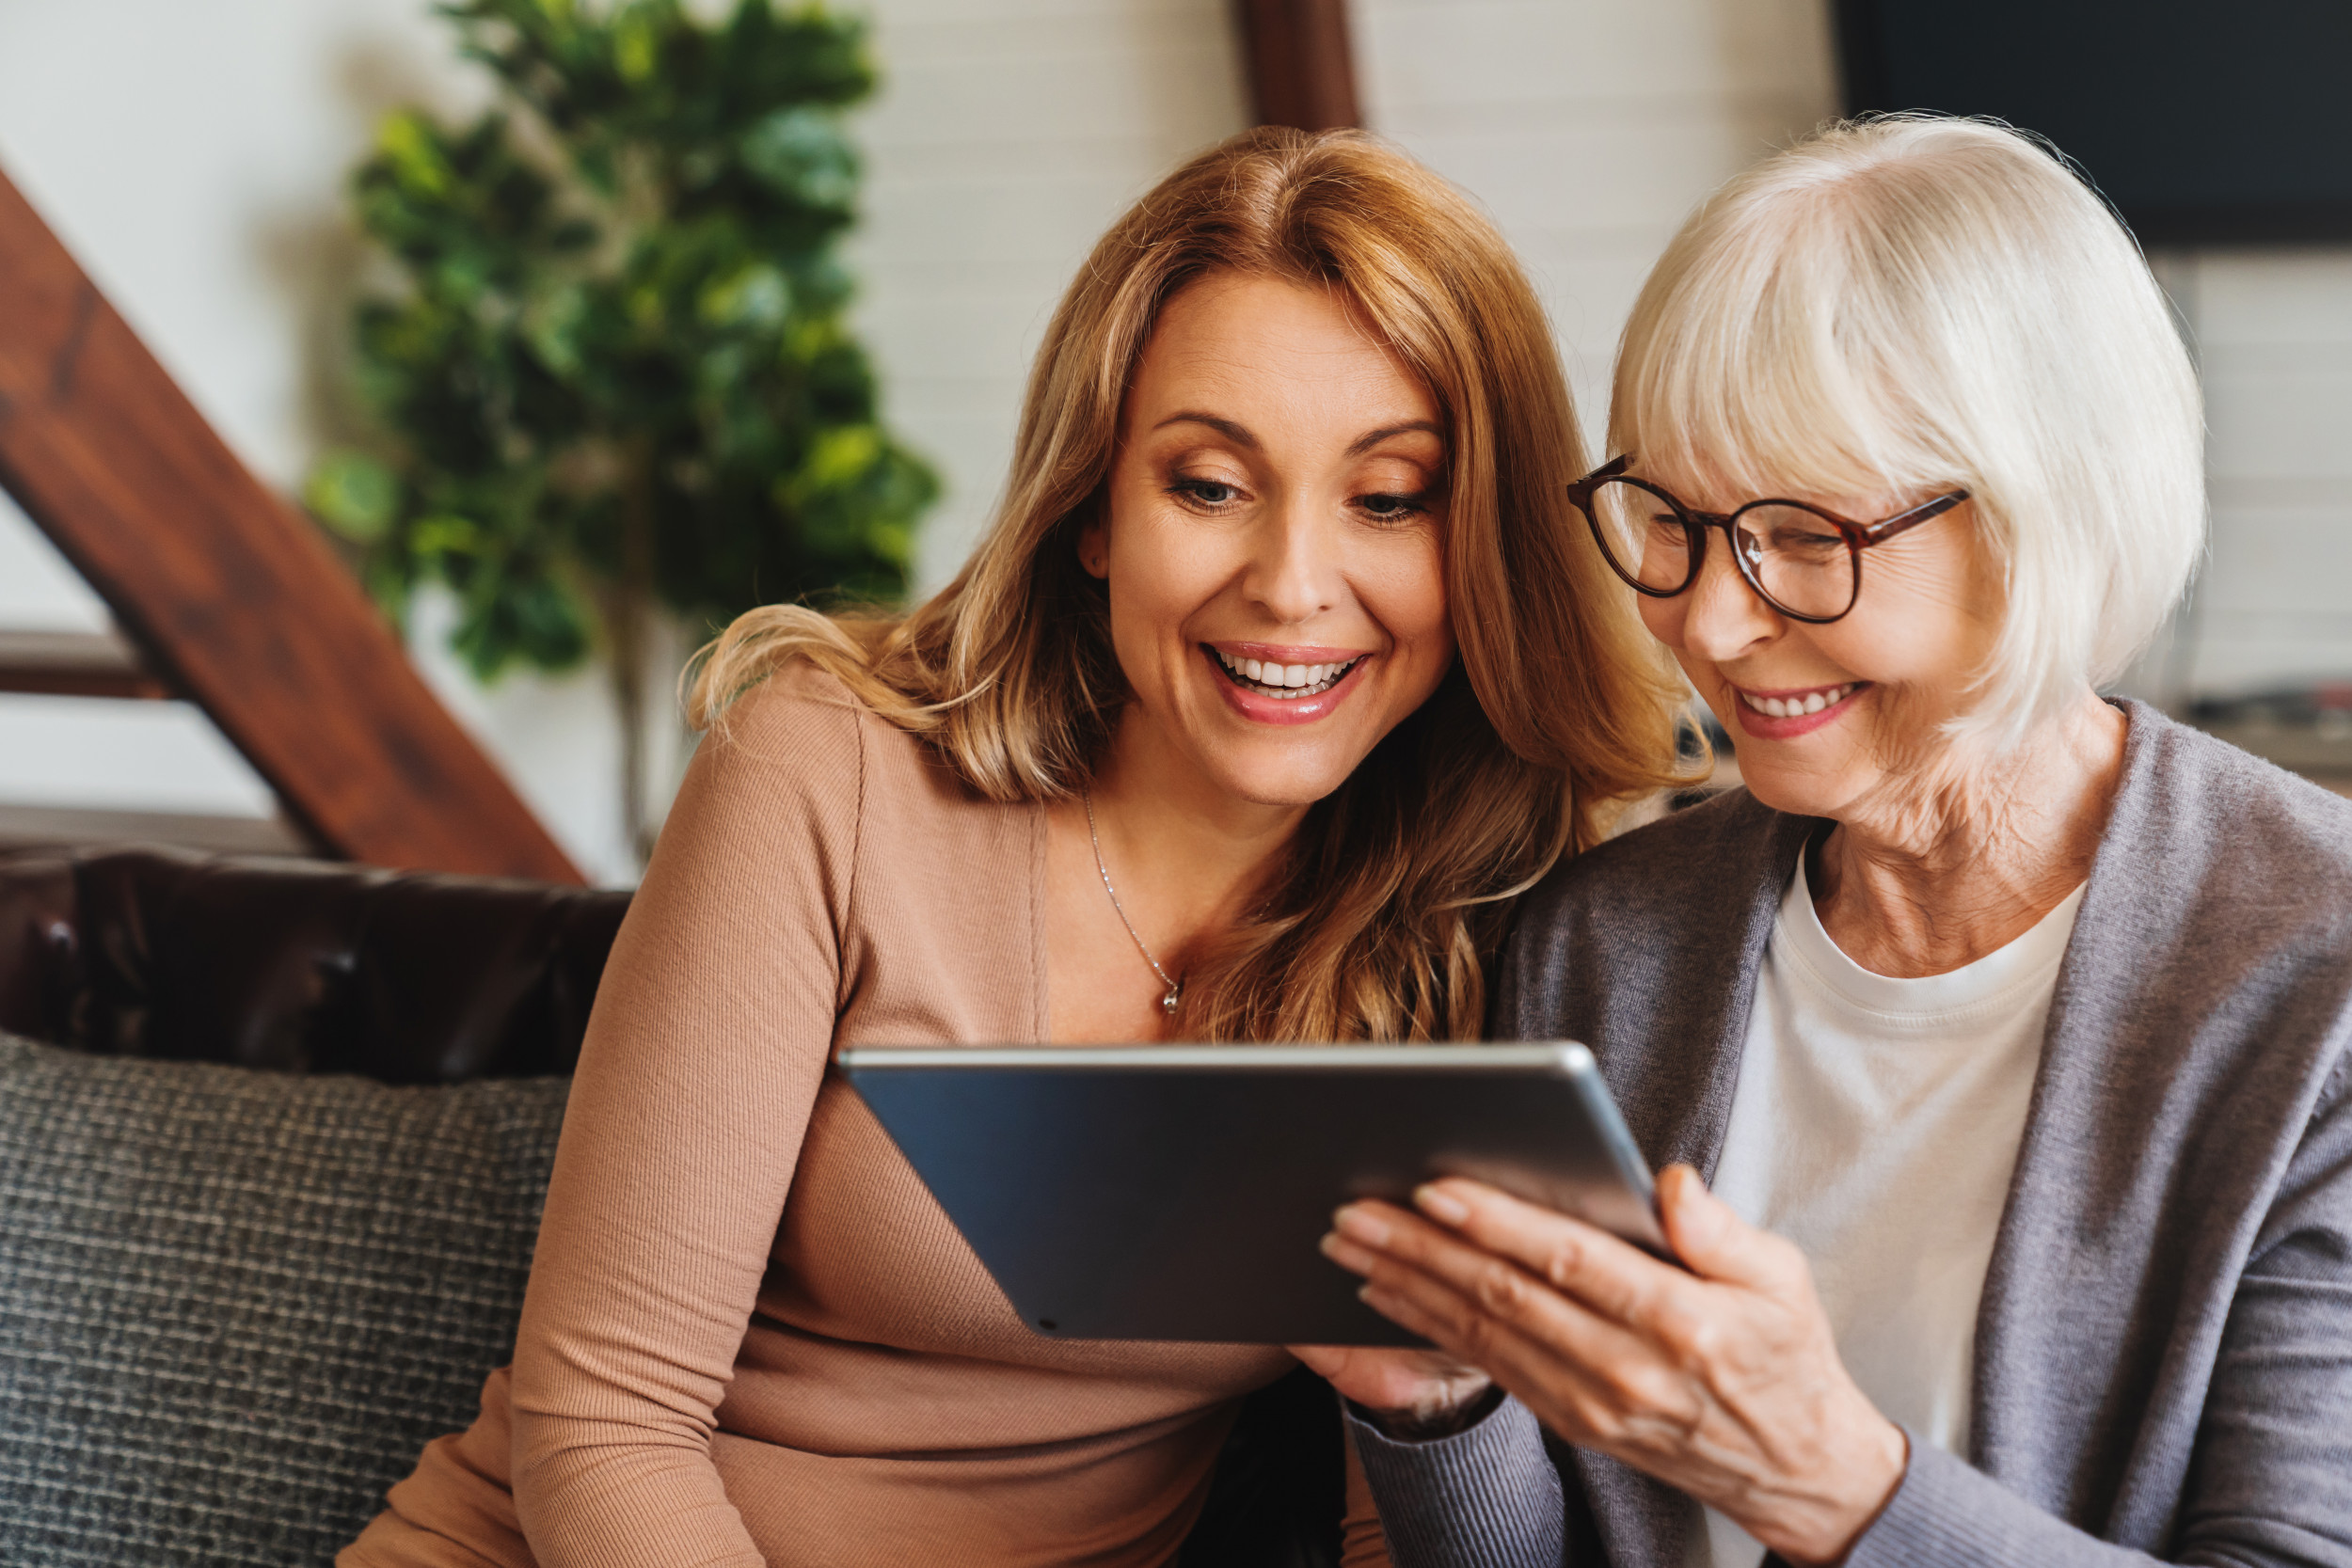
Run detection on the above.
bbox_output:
[838,1042,1663,1346]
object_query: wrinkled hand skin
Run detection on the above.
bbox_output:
[1317,1166,1908,1567]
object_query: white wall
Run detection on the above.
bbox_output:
[1,0,2346,882]
[2169,250,2352,697]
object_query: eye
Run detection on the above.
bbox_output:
[1356,490,1427,522]
[1168,476,1242,509]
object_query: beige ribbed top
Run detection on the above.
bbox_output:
[342,664,1388,1567]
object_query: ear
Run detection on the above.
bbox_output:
[1076,515,1110,579]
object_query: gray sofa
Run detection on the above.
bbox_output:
[0,1033,566,1563]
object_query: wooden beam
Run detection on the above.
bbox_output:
[0,628,168,700]
[0,166,583,884]
[0,801,312,858]
[1234,0,1361,132]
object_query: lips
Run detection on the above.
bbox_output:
[1201,642,1373,726]
[1728,680,1867,740]
[1210,646,1365,700]
[1737,684,1854,720]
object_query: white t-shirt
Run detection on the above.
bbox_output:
[1690,853,2084,1568]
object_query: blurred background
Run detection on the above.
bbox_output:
[0,0,2344,884]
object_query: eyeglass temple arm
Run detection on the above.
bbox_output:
[1856,489,1969,545]
[1565,453,1633,506]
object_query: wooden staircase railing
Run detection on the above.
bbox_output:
[0,166,582,882]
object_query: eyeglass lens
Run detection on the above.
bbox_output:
[1583,477,1858,620]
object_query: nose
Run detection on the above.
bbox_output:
[1241,491,1343,626]
[1669,531,1781,661]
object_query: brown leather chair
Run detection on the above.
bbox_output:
[0,844,1343,1566]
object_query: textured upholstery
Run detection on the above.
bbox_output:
[0,847,628,1084]
[0,845,1339,1566]
[0,1030,567,1566]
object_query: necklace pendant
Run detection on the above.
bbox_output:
[1161,984,1182,1017]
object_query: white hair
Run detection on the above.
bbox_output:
[1610,114,2205,743]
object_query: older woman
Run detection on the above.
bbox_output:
[1300,117,2352,1567]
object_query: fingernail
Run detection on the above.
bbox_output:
[1333,1206,1391,1246]
[1415,1183,1470,1226]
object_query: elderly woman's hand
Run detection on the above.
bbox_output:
[1321,1165,1908,1568]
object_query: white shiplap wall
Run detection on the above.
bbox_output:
[2173,250,2352,698]
[851,0,1249,590]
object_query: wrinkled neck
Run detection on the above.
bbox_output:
[1809,692,2125,977]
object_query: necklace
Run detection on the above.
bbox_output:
[1082,789,1184,1017]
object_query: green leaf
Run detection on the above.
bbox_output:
[412,512,486,562]
[305,451,403,542]
[697,261,790,330]
[612,6,661,84]
[739,105,857,211]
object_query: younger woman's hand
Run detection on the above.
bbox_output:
[1286,1343,1494,1436]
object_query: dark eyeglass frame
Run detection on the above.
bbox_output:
[1565,454,1971,625]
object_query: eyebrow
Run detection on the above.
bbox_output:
[1345,420,1443,457]
[1148,413,1444,457]
[1152,412,1258,448]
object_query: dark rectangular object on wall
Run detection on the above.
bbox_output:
[1235,0,1359,132]
[1836,0,2352,244]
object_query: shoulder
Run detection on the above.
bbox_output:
[1493,787,1805,1049]
[1516,786,1801,948]
[2106,702,2352,943]
[708,659,866,772]
[707,658,973,809]
[697,657,1034,896]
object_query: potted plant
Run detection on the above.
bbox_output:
[308,0,935,863]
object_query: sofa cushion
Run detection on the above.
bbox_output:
[0,1031,566,1566]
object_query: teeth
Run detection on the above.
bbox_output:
[1212,649,1360,699]
[1740,684,1851,721]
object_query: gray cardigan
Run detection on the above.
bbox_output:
[1351,702,2352,1568]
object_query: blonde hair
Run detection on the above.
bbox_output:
[1613,115,2205,741]
[691,126,1683,1042]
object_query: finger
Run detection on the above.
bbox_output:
[1329,1199,1477,1274]
[1320,1228,1381,1277]
[1286,1343,1348,1378]
[1355,1268,1663,1449]
[1412,1179,1691,1329]
[1347,1224,1649,1388]
[1654,1164,1807,1294]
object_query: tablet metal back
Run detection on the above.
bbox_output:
[840,1042,1662,1346]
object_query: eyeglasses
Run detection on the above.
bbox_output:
[1565,455,1970,625]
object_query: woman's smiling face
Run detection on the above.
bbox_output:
[1636,467,2005,820]
[1082,270,1455,809]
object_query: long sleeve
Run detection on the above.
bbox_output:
[506,673,864,1566]
[1346,1399,1564,1568]
[1343,1418,1401,1568]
